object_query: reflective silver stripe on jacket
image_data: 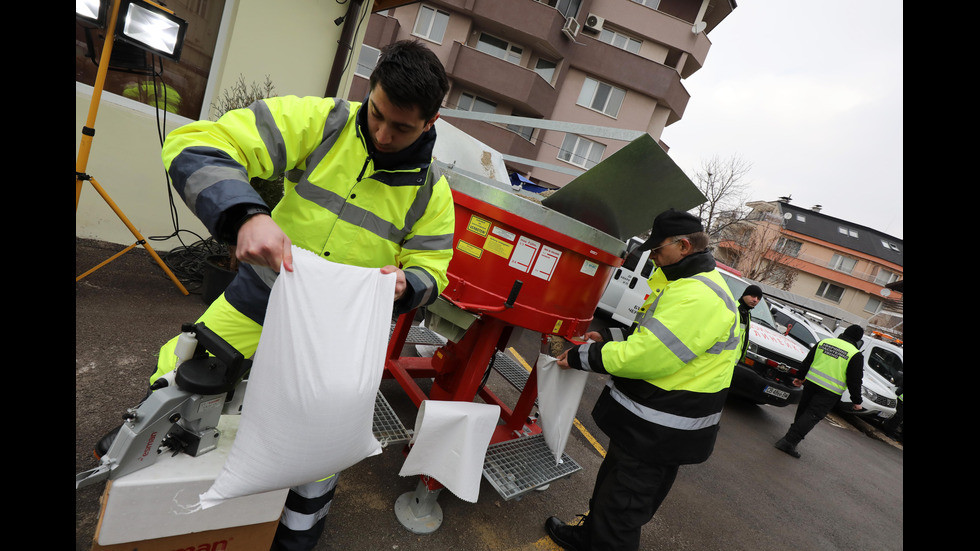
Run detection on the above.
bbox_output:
[805,366,846,392]
[638,274,741,363]
[691,275,742,355]
[249,100,288,176]
[183,165,248,214]
[252,263,279,289]
[404,266,438,306]
[606,380,722,430]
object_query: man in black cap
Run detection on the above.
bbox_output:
[775,324,866,458]
[737,284,763,360]
[544,208,742,551]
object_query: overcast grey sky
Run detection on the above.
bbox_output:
[662,0,903,239]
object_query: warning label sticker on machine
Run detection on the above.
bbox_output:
[456,239,483,259]
[531,245,561,281]
[484,236,514,259]
[466,215,491,237]
[509,236,540,272]
[491,226,516,242]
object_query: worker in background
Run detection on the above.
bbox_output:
[110,40,453,551]
[544,209,742,551]
[737,284,763,359]
[774,325,865,459]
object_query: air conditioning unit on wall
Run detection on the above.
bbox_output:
[584,13,604,33]
[562,16,580,40]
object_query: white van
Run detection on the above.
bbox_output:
[596,238,654,326]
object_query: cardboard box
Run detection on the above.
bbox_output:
[91,415,288,547]
[91,519,278,551]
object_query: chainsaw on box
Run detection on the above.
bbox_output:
[75,322,251,490]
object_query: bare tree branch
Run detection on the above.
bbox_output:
[690,154,753,242]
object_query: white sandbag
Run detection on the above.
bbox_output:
[398,400,500,503]
[199,246,395,509]
[535,353,589,465]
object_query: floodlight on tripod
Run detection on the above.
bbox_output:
[75,0,190,294]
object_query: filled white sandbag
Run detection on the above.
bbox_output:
[199,246,395,509]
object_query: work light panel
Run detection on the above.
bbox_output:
[122,3,181,56]
[76,0,101,19]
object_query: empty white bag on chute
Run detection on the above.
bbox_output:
[535,353,589,465]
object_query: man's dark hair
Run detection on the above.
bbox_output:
[369,40,449,121]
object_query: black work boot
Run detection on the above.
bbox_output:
[93,385,154,459]
[774,437,801,458]
[94,425,121,459]
[545,516,589,551]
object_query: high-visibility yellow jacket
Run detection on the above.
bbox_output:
[568,251,741,465]
[803,337,860,395]
[162,95,455,317]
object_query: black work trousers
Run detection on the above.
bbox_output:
[784,384,841,445]
[585,440,679,551]
[269,475,338,551]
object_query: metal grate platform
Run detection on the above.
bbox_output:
[390,323,450,346]
[373,391,412,447]
[390,323,531,392]
[483,433,581,501]
[490,351,530,391]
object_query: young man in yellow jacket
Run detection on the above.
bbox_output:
[545,209,742,551]
[159,40,453,551]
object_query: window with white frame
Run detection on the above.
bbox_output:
[507,121,535,141]
[776,237,802,257]
[830,254,857,274]
[355,45,381,78]
[864,296,883,314]
[577,77,625,118]
[558,134,605,169]
[873,268,900,286]
[631,0,661,9]
[838,225,859,238]
[457,92,497,114]
[413,5,450,43]
[816,281,845,303]
[535,0,582,18]
[598,28,642,54]
[476,33,524,65]
[880,239,900,252]
[534,58,557,84]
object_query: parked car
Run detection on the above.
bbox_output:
[768,301,835,349]
[835,335,903,421]
[716,268,811,407]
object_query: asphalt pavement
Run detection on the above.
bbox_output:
[76,237,902,551]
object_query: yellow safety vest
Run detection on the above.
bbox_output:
[804,337,859,395]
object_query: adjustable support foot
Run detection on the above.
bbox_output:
[394,479,444,534]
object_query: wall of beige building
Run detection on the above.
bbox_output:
[76,0,362,249]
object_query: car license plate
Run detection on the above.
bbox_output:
[763,386,790,400]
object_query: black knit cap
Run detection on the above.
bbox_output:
[842,325,864,342]
[637,208,704,251]
[742,285,763,299]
